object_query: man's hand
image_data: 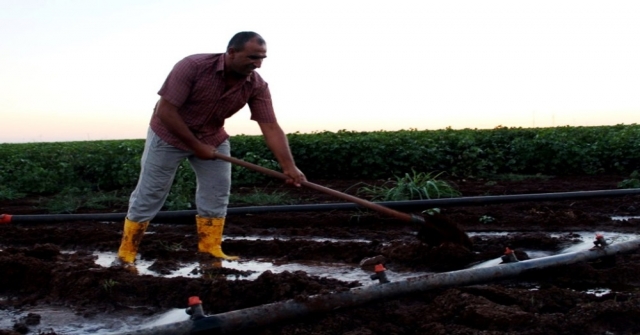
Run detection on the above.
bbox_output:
[156,98,209,155]
[193,143,217,160]
[282,166,306,187]
[155,98,219,160]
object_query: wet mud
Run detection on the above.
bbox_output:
[2,174,640,334]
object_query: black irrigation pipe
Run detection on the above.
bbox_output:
[2,188,640,224]
[113,238,640,335]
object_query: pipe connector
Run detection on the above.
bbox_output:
[592,234,609,249]
[186,296,205,320]
[370,263,390,284]
[0,214,12,224]
[501,247,519,263]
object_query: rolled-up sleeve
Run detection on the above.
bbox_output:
[249,83,277,123]
[158,57,197,108]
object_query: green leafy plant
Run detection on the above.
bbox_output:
[479,215,495,224]
[84,190,128,210]
[618,170,640,189]
[159,241,185,252]
[101,279,119,292]
[0,185,25,200]
[41,187,85,214]
[422,208,441,216]
[232,152,281,185]
[3,125,640,200]
[357,170,460,201]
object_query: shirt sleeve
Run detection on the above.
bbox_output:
[249,83,277,123]
[157,57,197,108]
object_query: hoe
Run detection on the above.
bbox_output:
[212,152,472,249]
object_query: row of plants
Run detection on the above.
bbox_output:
[1,124,639,211]
[284,124,640,178]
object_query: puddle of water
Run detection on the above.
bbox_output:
[468,232,510,237]
[529,285,611,297]
[226,235,371,243]
[0,305,13,330]
[469,232,640,269]
[86,234,423,282]
[6,231,635,334]
[551,232,638,253]
[585,288,611,297]
[136,308,191,328]
[0,304,184,335]
[8,251,428,334]
[95,252,157,275]
[93,252,429,284]
[470,257,503,268]
[524,250,554,258]
[94,231,640,279]
[611,215,640,221]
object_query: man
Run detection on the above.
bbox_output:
[114,31,306,267]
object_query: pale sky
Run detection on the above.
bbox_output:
[1,0,639,143]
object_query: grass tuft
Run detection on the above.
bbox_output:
[357,170,460,201]
[0,185,26,201]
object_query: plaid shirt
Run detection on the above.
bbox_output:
[150,53,276,150]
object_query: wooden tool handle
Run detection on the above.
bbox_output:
[213,152,422,224]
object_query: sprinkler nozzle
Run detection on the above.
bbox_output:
[593,234,609,249]
[501,247,519,263]
[186,296,205,320]
[370,263,390,284]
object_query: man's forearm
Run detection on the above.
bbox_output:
[259,122,296,169]
[155,98,202,151]
[259,122,306,186]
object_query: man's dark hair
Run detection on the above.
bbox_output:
[227,31,265,51]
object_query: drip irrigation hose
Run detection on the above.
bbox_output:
[113,238,640,335]
[2,188,640,224]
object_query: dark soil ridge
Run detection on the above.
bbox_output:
[2,174,640,334]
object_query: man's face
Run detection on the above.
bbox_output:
[228,38,267,76]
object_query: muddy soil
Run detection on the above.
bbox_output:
[2,174,640,334]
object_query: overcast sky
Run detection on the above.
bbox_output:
[1,0,639,143]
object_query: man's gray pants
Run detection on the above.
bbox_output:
[127,128,231,223]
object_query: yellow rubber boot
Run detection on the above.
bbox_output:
[196,216,238,260]
[116,218,149,264]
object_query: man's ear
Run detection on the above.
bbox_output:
[226,47,236,58]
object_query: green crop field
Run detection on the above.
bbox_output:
[1,124,639,212]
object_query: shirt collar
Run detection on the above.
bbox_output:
[219,54,253,82]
